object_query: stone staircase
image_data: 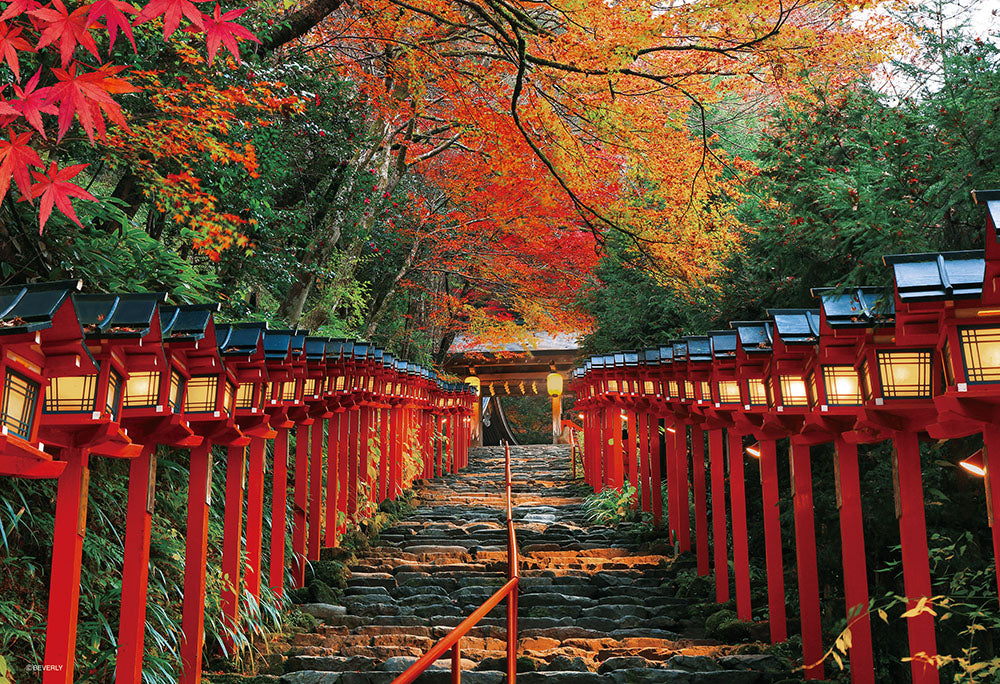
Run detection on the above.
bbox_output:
[273,445,796,684]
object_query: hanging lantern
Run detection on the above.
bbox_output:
[546,372,563,397]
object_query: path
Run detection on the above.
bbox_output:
[272,445,795,683]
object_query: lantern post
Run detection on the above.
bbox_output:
[212,323,271,644]
[731,321,777,626]
[681,336,715,574]
[705,329,741,605]
[0,281,125,684]
[41,292,166,683]
[263,329,309,581]
[766,309,825,674]
[931,190,1000,603]
[805,286,891,684]
[157,304,246,684]
[847,269,944,684]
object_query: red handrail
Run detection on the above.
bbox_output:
[392,442,519,684]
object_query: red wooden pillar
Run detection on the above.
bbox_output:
[179,441,212,684]
[601,406,611,489]
[626,410,638,503]
[650,416,662,526]
[708,428,729,603]
[728,429,752,621]
[433,414,442,478]
[638,411,651,513]
[308,417,324,558]
[893,431,939,684]
[347,408,359,523]
[220,444,246,647]
[338,410,350,527]
[984,426,1000,600]
[585,411,594,488]
[675,424,691,552]
[790,437,823,679]
[759,438,787,643]
[605,406,624,490]
[361,407,373,510]
[450,414,459,474]
[324,410,347,548]
[116,445,156,683]
[420,411,431,479]
[292,422,309,586]
[664,419,678,541]
[835,438,874,684]
[269,426,289,595]
[244,436,266,598]
[43,448,90,683]
[388,406,400,499]
[379,408,389,500]
[692,426,709,576]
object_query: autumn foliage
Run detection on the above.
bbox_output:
[0,0,259,232]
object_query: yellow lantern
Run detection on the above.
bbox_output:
[123,371,161,409]
[45,374,99,412]
[1,369,40,440]
[546,372,563,397]
[778,374,809,407]
[185,375,219,413]
[821,365,862,405]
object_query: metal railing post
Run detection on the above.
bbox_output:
[452,641,461,683]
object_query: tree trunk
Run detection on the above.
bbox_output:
[257,0,344,54]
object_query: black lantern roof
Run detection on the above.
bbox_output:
[289,331,307,356]
[74,293,166,338]
[732,321,773,353]
[160,303,218,341]
[341,341,355,359]
[612,351,625,367]
[263,329,293,359]
[812,287,894,328]
[216,322,267,356]
[659,345,674,363]
[708,330,737,358]
[0,279,82,335]
[882,250,985,302]
[304,336,328,361]
[685,336,713,362]
[372,348,384,363]
[671,340,688,361]
[326,338,345,359]
[623,350,640,366]
[768,309,821,345]
[382,352,395,368]
[642,348,660,365]
[354,342,369,360]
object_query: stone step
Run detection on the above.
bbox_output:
[269,446,784,684]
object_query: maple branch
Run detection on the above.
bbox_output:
[408,133,462,165]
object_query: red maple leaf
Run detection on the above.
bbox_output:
[0,130,43,201]
[0,21,33,81]
[135,0,205,39]
[87,0,138,52]
[49,63,139,142]
[22,161,96,232]
[10,69,57,136]
[202,4,258,63]
[31,0,102,66]
[0,0,43,21]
